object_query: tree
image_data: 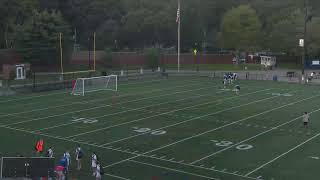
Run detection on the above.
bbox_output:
[219,5,262,51]
[0,0,38,48]
[267,9,304,55]
[16,10,71,66]
[146,48,159,71]
[103,47,113,68]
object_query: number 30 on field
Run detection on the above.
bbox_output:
[211,140,253,151]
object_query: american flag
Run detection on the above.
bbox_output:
[176,8,180,23]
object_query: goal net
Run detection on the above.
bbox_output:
[71,75,118,96]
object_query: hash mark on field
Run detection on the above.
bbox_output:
[211,166,216,169]
[160,156,166,159]
[169,158,175,161]
[233,171,238,174]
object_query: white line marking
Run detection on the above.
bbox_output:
[104,93,317,169]
[0,91,68,103]
[134,155,256,179]
[128,160,220,180]
[0,125,257,179]
[102,91,301,146]
[309,156,320,160]
[191,98,320,164]
[68,88,271,139]
[105,173,132,180]
[98,90,275,146]
[245,132,320,176]
[5,85,216,127]
[0,80,207,118]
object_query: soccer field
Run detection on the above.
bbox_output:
[1,76,320,180]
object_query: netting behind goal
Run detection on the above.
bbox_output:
[72,75,118,96]
[0,157,55,178]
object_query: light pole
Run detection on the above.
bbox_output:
[177,0,181,72]
[302,0,308,81]
[302,0,312,82]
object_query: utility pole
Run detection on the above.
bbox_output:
[177,0,181,72]
[302,0,308,81]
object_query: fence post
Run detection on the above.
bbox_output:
[33,72,36,90]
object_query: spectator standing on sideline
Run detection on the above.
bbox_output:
[75,145,83,170]
[46,147,54,158]
[92,152,98,176]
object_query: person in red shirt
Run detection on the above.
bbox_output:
[35,139,44,155]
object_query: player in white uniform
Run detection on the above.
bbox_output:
[92,152,98,176]
[75,145,83,170]
[95,162,102,180]
[303,112,309,128]
[47,147,54,158]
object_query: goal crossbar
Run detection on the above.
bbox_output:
[72,75,118,96]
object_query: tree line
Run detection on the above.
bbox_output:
[1,0,320,64]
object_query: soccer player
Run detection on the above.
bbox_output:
[92,152,98,176]
[35,139,44,156]
[235,85,240,95]
[75,145,83,170]
[223,78,227,89]
[95,161,102,180]
[46,147,54,158]
[63,151,71,171]
[228,73,233,84]
[303,112,309,128]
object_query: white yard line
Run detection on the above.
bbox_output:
[33,92,215,132]
[105,173,132,180]
[128,160,219,180]
[0,91,68,104]
[0,80,207,118]
[101,90,283,146]
[191,107,320,164]
[102,94,319,169]
[4,85,216,126]
[32,86,223,132]
[66,88,271,138]
[138,155,257,180]
[0,125,253,179]
[245,132,320,176]
[0,79,168,104]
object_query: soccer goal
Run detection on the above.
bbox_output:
[71,75,118,96]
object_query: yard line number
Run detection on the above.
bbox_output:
[72,117,98,124]
[211,140,254,151]
[133,127,166,136]
[269,93,293,97]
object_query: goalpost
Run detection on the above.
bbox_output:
[71,75,118,96]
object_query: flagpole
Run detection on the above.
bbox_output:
[177,0,181,73]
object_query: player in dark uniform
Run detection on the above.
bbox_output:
[235,85,240,95]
